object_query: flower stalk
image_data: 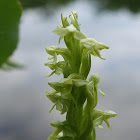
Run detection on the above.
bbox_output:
[45,11,116,140]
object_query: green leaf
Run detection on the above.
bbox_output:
[0,0,22,68]
[63,61,72,78]
[80,111,93,140]
[80,49,91,79]
[63,124,76,138]
[1,59,24,70]
[84,83,97,113]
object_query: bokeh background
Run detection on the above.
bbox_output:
[0,0,140,140]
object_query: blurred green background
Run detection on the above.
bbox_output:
[0,0,140,140]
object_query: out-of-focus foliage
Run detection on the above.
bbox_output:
[19,0,140,13]
[97,0,140,13]
[19,0,74,8]
[0,0,22,69]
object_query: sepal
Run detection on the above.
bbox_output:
[47,94,69,114]
[81,38,109,60]
[53,24,86,41]
[92,109,117,131]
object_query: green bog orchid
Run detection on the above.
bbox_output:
[45,11,116,140]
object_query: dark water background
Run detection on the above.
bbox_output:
[0,0,140,140]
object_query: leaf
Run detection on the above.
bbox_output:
[84,83,97,113]
[1,59,24,70]
[80,49,91,79]
[63,61,72,78]
[80,111,93,140]
[63,124,76,138]
[0,0,22,67]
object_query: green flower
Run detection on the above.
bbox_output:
[45,11,116,140]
